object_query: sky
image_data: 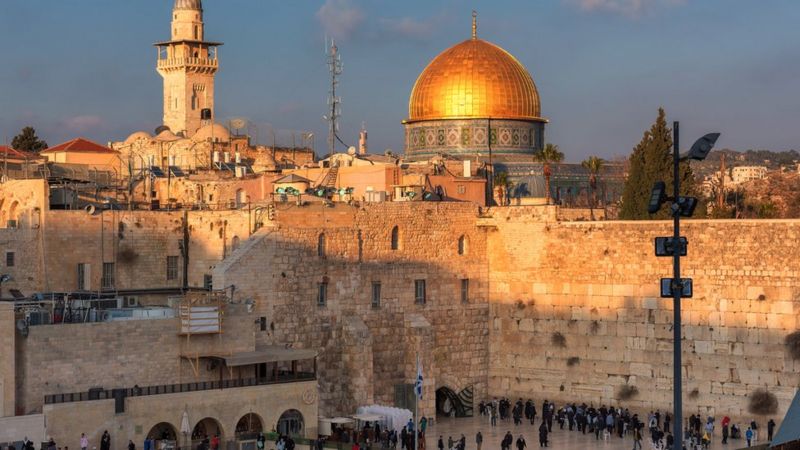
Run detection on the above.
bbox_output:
[1,0,799,162]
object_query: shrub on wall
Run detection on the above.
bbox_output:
[748,388,778,416]
[118,247,139,264]
[551,332,567,348]
[785,331,800,360]
[566,356,580,367]
[617,385,639,401]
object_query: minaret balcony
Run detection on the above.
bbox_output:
[157,57,219,70]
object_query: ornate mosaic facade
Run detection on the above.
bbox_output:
[403,119,545,160]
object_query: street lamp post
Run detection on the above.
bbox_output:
[649,122,719,450]
[671,122,683,450]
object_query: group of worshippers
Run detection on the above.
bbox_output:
[479,398,778,449]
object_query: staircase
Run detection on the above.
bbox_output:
[322,165,339,189]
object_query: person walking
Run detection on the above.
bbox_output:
[768,419,776,442]
[515,436,526,450]
[722,422,729,444]
[447,436,453,450]
[631,426,642,450]
[745,427,754,447]
[100,431,110,450]
[127,442,135,450]
[80,434,89,450]
[437,436,443,450]
[475,432,482,450]
[537,423,548,448]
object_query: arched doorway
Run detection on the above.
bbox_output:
[436,387,468,418]
[192,417,224,442]
[146,422,178,449]
[276,409,304,437]
[235,413,264,440]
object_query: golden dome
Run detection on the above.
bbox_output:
[408,38,542,122]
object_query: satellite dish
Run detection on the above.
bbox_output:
[276,187,285,194]
[347,146,356,156]
[230,118,247,130]
[154,125,171,135]
[16,319,29,337]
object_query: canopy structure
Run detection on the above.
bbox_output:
[771,389,800,449]
[224,346,318,367]
[351,413,384,422]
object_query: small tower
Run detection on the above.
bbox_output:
[358,123,368,155]
[155,0,222,137]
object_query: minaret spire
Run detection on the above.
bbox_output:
[472,10,477,40]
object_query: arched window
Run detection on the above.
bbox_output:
[458,235,467,255]
[318,233,326,258]
[390,226,399,250]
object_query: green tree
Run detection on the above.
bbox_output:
[493,171,510,206]
[11,126,48,153]
[535,143,564,205]
[581,155,605,219]
[620,108,700,219]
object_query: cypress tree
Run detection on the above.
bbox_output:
[620,108,700,219]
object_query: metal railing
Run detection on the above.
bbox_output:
[157,57,218,68]
[44,373,315,405]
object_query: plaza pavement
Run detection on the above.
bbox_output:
[423,415,761,450]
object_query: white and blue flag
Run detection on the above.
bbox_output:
[414,356,423,399]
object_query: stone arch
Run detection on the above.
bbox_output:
[146,422,178,441]
[276,409,304,437]
[457,235,468,255]
[390,226,400,250]
[235,413,264,438]
[436,386,468,418]
[192,417,225,441]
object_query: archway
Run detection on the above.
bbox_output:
[235,413,264,440]
[7,201,19,227]
[146,422,178,444]
[192,417,224,441]
[276,409,304,437]
[436,387,468,418]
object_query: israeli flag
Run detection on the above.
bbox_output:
[415,357,423,399]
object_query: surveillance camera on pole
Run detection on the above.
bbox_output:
[649,122,719,450]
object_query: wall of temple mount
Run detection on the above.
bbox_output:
[213,202,492,418]
[486,208,800,422]
[5,174,799,426]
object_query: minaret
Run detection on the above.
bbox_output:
[155,0,222,137]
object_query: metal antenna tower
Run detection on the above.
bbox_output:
[325,38,343,158]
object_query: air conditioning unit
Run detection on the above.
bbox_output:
[124,296,139,307]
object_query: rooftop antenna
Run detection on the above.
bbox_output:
[325,38,343,158]
[472,10,477,40]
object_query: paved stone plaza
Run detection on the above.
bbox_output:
[424,416,762,450]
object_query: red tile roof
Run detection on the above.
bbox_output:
[40,137,119,154]
[0,145,38,160]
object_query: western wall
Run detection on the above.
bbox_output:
[487,208,799,420]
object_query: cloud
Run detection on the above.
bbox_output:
[61,115,105,134]
[566,0,685,17]
[316,0,365,41]
[378,17,437,41]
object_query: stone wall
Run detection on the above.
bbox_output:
[214,202,491,418]
[1,304,15,417]
[487,209,800,422]
[15,304,254,414]
[43,380,318,450]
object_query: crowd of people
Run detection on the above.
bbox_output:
[476,398,778,449]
